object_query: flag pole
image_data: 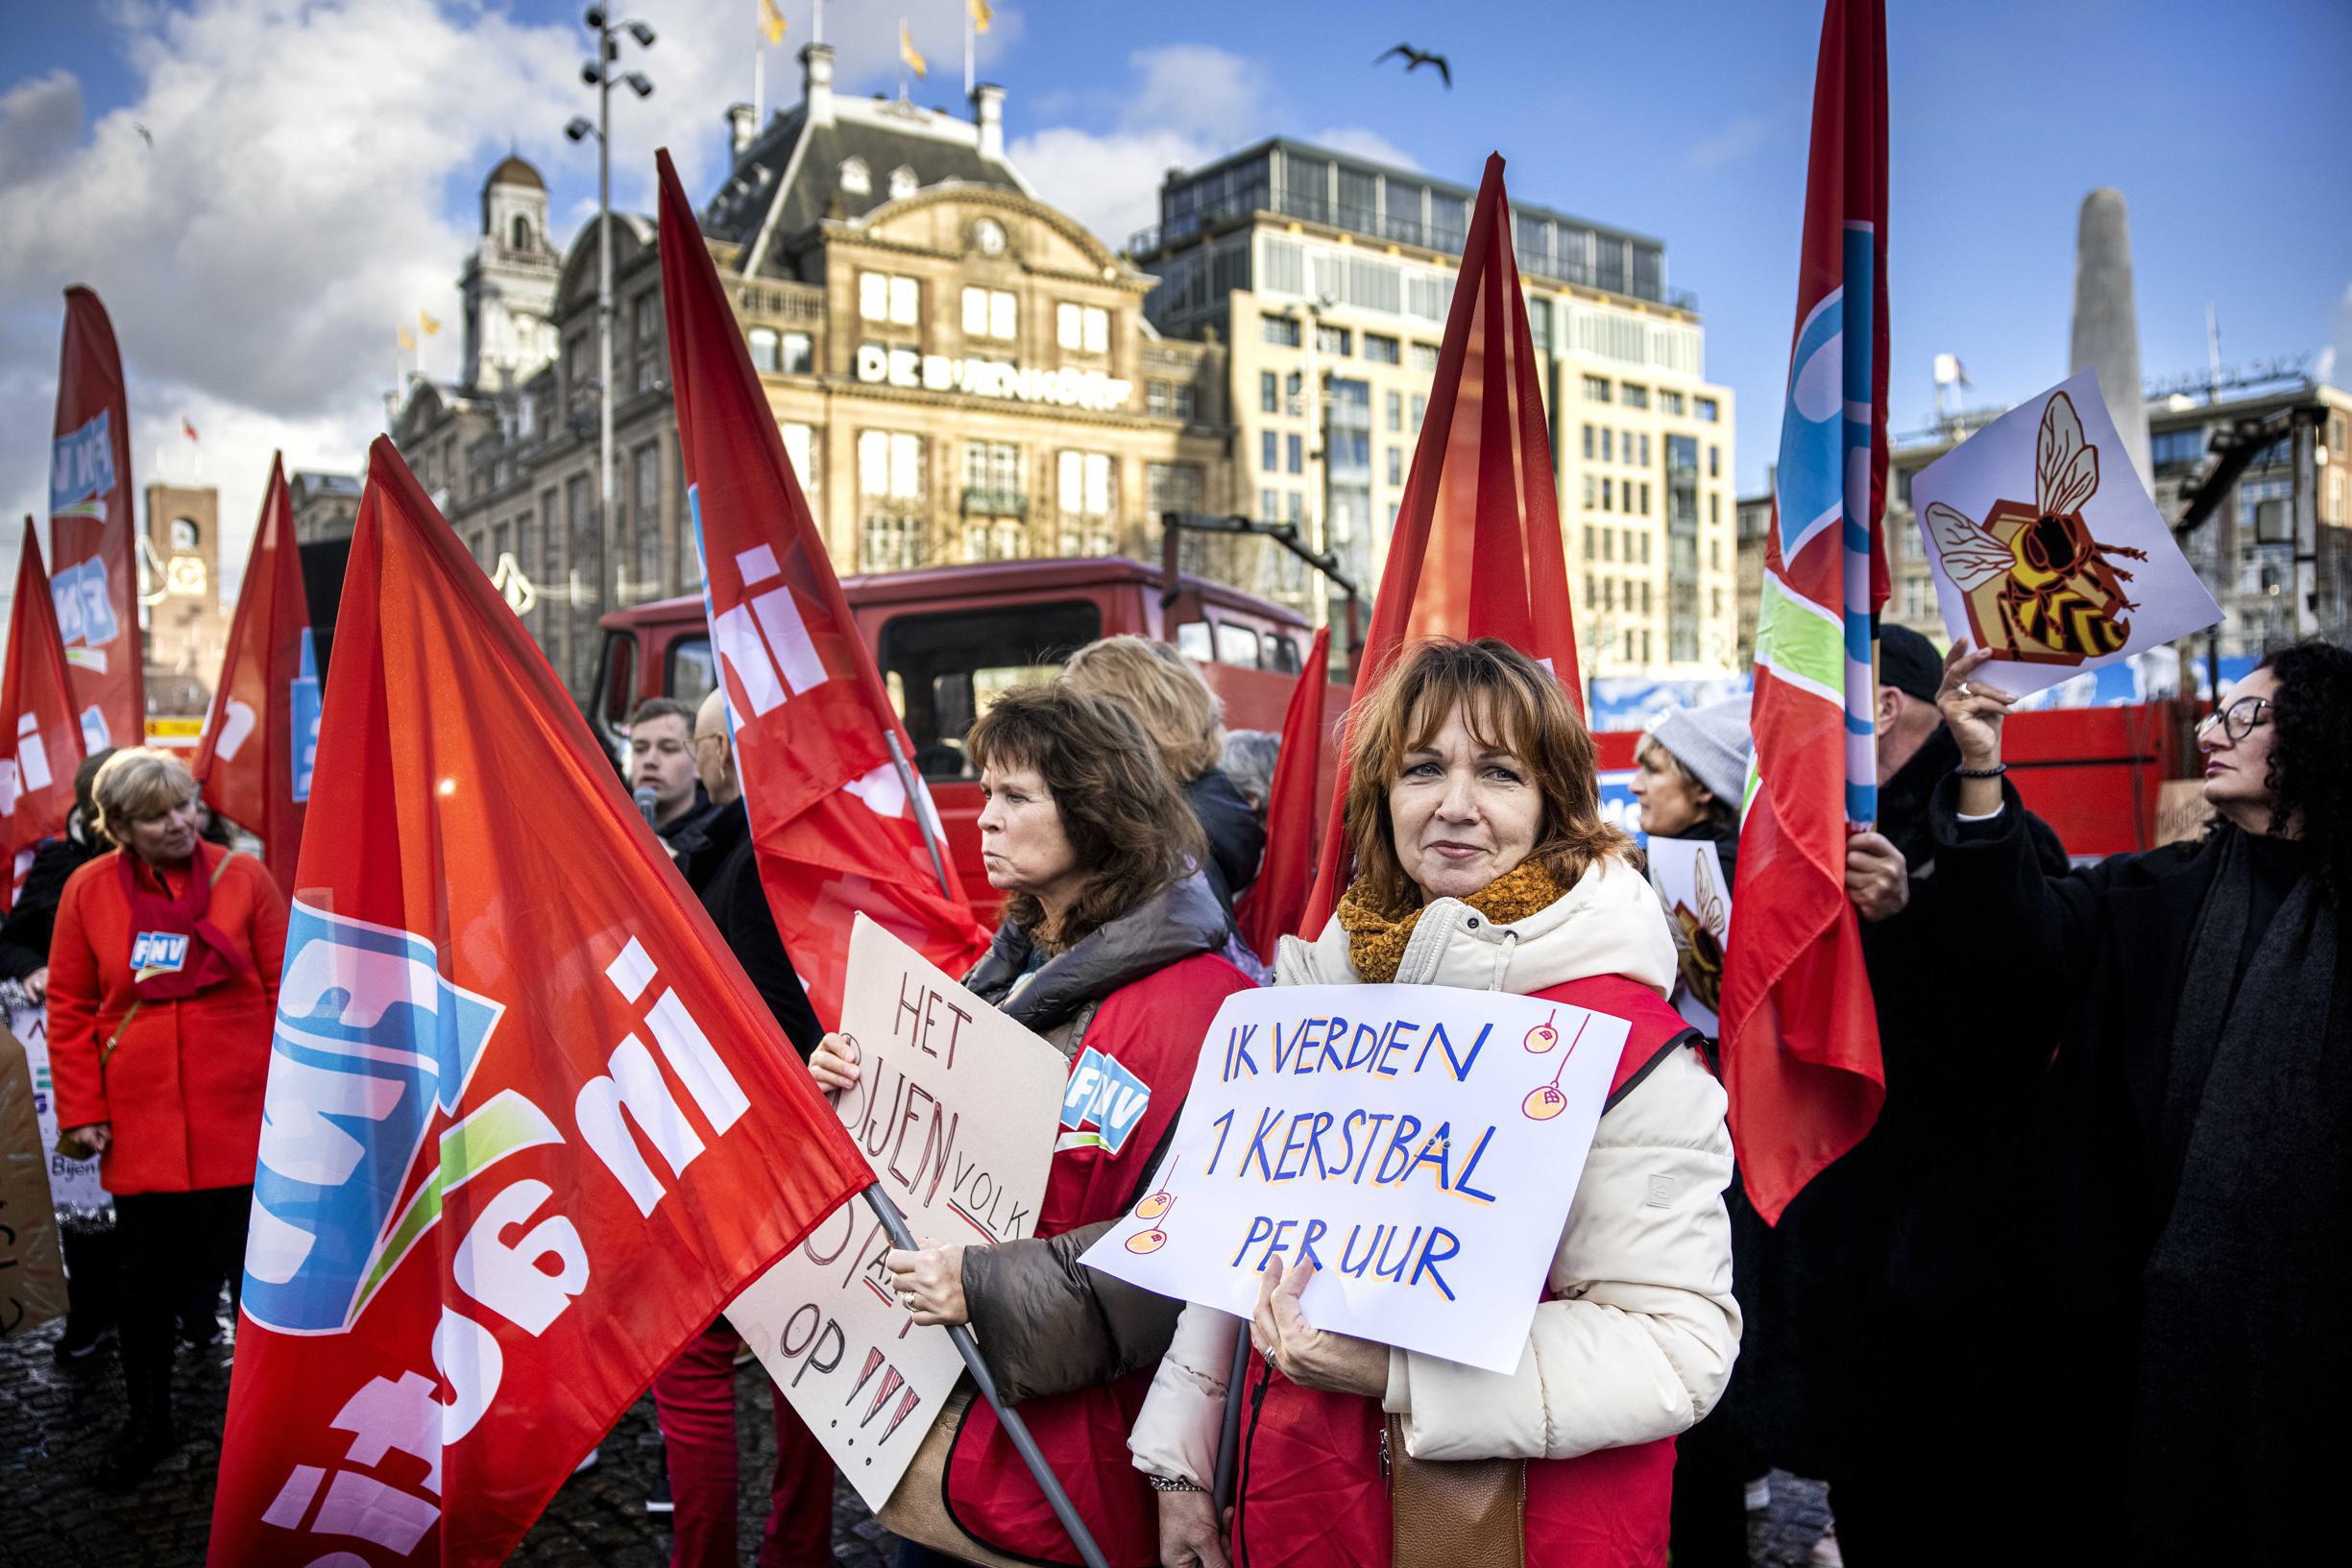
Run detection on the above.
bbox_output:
[885,730,953,900]
[753,34,764,127]
[860,1185,1112,1568]
[963,4,974,95]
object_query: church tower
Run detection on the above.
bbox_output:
[460,155,561,391]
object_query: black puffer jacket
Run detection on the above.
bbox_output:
[0,828,106,980]
[1184,767,1265,914]
[958,870,1241,1404]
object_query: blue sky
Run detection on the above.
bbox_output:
[1,0,2346,608]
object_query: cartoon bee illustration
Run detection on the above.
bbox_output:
[1668,851,1728,1016]
[1925,390,2150,663]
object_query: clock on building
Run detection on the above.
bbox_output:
[972,217,1006,255]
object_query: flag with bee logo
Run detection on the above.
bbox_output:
[1720,0,1889,1226]
[1913,371,2219,697]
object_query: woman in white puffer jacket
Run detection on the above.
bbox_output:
[1130,639,1740,1568]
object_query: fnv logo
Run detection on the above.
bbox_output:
[49,411,115,520]
[131,931,188,976]
[244,904,504,1335]
[1057,1048,1152,1156]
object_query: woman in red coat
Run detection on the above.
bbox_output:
[50,748,288,1487]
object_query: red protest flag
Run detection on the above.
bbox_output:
[194,453,316,894]
[1,519,89,909]
[47,286,145,753]
[654,147,988,1023]
[206,438,871,1568]
[1236,625,1330,964]
[1300,154,1582,931]
[1719,0,1891,1225]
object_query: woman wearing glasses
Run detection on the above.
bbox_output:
[1929,639,2351,1567]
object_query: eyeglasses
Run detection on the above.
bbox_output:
[2197,695,2273,744]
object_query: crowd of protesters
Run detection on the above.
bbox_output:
[20,625,2347,1568]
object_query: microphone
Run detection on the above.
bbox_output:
[634,785,660,829]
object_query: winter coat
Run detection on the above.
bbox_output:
[46,843,288,1195]
[0,829,104,980]
[1928,781,2349,1564]
[941,870,1257,1566]
[1728,728,2068,1483]
[685,800,821,1056]
[1128,855,1739,1565]
[1186,766,1266,913]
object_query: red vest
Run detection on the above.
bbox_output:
[942,952,1256,1568]
[1231,975,1703,1568]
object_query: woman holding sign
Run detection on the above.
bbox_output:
[1132,639,1738,1568]
[1929,639,2352,1564]
[810,686,1256,1568]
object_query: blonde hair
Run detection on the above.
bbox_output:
[1344,639,1629,910]
[1059,636,1224,782]
[91,748,199,844]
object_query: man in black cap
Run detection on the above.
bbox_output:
[1732,624,2069,1567]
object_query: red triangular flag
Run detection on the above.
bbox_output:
[47,286,145,752]
[194,453,315,894]
[654,147,988,1022]
[207,438,871,1568]
[1301,154,1583,931]
[1,519,89,909]
[1236,625,1330,964]
[1720,0,1890,1225]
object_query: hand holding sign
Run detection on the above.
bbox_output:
[1250,1258,1389,1397]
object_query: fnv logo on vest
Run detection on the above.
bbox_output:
[131,930,188,977]
[1057,1048,1151,1155]
[244,903,504,1335]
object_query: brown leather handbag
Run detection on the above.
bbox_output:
[1386,1413,1525,1568]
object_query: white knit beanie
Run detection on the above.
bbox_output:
[1643,694,1754,806]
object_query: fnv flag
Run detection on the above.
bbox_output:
[1720,0,1891,1225]
[654,148,988,1024]
[1,519,88,909]
[1303,153,1582,930]
[206,439,871,1568]
[47,286,143,753]
[195,453,316,894]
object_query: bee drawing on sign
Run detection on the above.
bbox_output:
[1668,852,1728,1015]
[1925,390,2149,663]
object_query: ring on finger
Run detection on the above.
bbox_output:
[1958,681,1973,697]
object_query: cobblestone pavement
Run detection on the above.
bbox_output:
[4,1314,1831,1566]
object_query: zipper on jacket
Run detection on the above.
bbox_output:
[1378,1419,1393,1493]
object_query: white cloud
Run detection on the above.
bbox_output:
[1010,44,1415,251]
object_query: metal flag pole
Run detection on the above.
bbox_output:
[884,729,953,900]
[1212,1326,1249,1512]
[860,1186,1111,1568]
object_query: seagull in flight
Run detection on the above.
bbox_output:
[1373,44,1451,89]
[133,123,153,148]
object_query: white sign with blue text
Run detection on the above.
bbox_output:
[1083,984,1626,1374]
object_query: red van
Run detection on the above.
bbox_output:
[595,556,1348,916]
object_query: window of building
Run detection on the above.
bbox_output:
[1411,393,1427,430]
[630,443,663,601]
[1584,374,1612,402]
[1386,390,1403,431]
[1387,447,1404,486]
[1601,428,1614,463]
[858,429,928,572]
[1602,577,1615,610]
[1363,332,1400,365]
[1264,315,1302,348]
[781,422,815,490]
[1602,477,1613,511]
[1056,302,1109,354]
[779,330,812,374]
[1638,434,1652,468]
[1287,433,1304,474]
[888,165,918,200]
[2150,425,2206,469]
[1055,450,1117,555]
[961,286,1017,340]
[1260,487,1279,522]
[1602,528,1614,561]
[1261,431,1280,471]
[510,213,532,251]
[1317,325,1351,357]
[1286,491,1305,524]
[748,327,781,374]
[861,271,919,326]
[1408,341,1440,373]
[1640,580,1653,615]
[1709,538,1722,570]
[1582,423,1595,460]
[839,157,870,195]
[1262,371,1281,414]
[1586,572,1596,605]
[1640,481,1652,515]
[1696,397,1719,422]
[1709,493,1721,524]
[1621,383,1649,410]
[1709,445,1720,478]
[1659,389,1685,417]
[1583,475,1596,509]
[1640,533,1652,565]
[1147,462,1201,530]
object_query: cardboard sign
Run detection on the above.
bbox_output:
[11,999,107,1218]
[1,1026,68,1337]
[1082,984,1627,1374]
[1646,838,1731,1035]
[726,915,1067,1508]
[1913,371,2220,697]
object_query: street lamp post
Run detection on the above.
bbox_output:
[567,6,653,621]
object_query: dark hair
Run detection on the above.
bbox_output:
[73,747,117,845]
[1343,639,1630,911]
[627,696,696,731]
[967,686,1206,948]
[2256,639,2352,906]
